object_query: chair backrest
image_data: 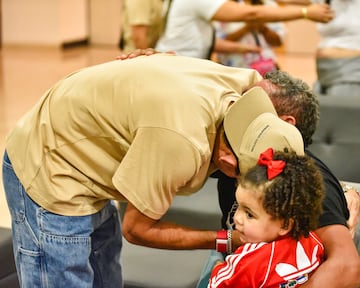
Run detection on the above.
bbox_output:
[308,94,360,182]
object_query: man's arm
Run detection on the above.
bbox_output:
[303,225,360,287]
[213,38,261,54]
[131,25,150,50]
[122,202,217,249]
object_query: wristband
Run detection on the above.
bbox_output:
[301,7,308,19]
[216,230,228,253]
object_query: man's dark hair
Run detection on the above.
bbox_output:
[264,71,319,147]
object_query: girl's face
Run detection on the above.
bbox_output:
[234,184,286,244]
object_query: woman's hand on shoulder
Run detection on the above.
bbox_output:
[116,48,176,60]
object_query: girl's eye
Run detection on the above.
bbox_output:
[246,211,254,219]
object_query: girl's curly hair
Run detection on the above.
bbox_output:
[239,150,324,240]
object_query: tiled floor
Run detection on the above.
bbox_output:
[0,45,317,228]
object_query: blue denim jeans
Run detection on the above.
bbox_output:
[2,151,123,288]
[196,250,225,288]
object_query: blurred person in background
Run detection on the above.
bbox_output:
[278,0,360,97]
[314,0,360,96]
[119,0,165,53]
[155,0,333,60]
[214,0,285,76]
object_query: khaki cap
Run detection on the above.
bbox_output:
[223,86,304,173]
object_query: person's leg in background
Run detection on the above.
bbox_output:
[2,151,123,288]
[314,57,360,97]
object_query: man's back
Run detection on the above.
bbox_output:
[5,54,262,217]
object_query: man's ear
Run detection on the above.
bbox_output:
[279,218,294,236]
[279,115,296,126]
[218,153,238,170]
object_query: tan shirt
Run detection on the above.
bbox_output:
[5,54,262,218]
[122,0,164,52]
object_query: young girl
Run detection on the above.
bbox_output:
[208,148,325,288]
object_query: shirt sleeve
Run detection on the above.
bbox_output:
[126,0,153,25]
[306,150,349,227]
[208,244,263,287]
[187,0,226,20]
[112,127,204,220]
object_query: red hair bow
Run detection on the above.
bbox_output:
[257,148,286,180]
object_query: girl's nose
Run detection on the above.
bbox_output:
[234,209,243,226]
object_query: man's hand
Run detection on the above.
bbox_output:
[116,48,176,60]
[344,188,360,238]
[230,230,245,252]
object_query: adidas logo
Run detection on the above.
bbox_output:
[276,241,321,283]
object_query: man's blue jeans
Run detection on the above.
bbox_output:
[2,151,123,287]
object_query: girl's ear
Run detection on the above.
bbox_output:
[279,218,294,236]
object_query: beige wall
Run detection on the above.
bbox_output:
[1,0,123,47]
[2,0,89,47]
[89,0,122,45]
